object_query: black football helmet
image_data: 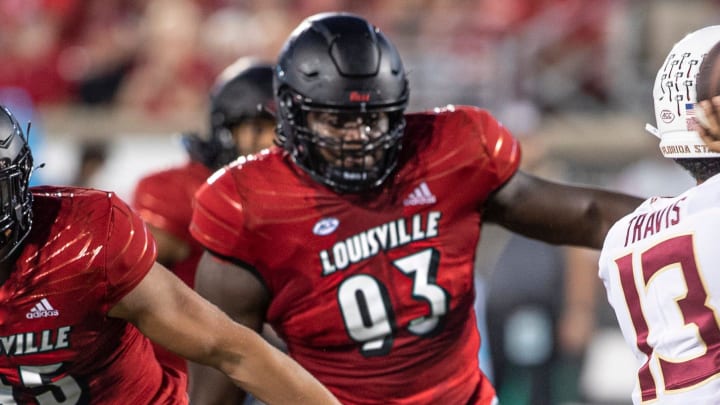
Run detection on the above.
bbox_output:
[183,57,275,170]
[275,12,409,193]
[0,106,33,262]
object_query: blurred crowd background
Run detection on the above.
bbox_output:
[2,0,716,192]
[3,0,720,404]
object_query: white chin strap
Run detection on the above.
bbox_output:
[646,124,720,158]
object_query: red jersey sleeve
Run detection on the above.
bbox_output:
[420,106,520,198]
[102,193,158,312]
[133,170,192,240]
[190,168,249,261]
[466,106,521,187]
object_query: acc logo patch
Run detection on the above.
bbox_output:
[660,109,674,123]
[313,217,339,236]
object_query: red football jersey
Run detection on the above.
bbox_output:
[191,105,520,404]
[0,187,187,404]
[132,160,211,288]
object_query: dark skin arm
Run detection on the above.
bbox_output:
[557,247,600,355]
[484,170,643,248]
[189,251,271,405]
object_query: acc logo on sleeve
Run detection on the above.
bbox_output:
[313,217,340,236]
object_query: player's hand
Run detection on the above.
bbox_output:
[697,96,720,152]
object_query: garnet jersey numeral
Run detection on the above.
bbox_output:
[615,234,720,401]
[337,248,449,357]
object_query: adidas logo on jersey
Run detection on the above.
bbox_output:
[403,182,437,206]
[26,298,59,319]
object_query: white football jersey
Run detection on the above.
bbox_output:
[599,173,720,404]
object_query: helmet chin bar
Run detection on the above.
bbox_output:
[310,158,399,194]
[327,165,377,183]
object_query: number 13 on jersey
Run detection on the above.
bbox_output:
[614,234,720,401]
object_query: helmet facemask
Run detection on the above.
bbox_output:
[279,87,406,193]
[0,149,33,259]
[0,107,33,262]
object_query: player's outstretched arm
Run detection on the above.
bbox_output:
[484,170,643,248]
[107,262,340,405]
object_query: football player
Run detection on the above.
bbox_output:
[0,105,339,404]
[133,56,276,286]
[189,12,642,405]
[132,57,276,374]
[600,26,720,403]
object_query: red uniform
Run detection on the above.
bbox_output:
[132,161,211,288]
[191,105,520,404]
[132,160,211,375]
[0,187,187,404]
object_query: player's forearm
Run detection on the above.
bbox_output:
[552,187,635,247]
[486,172,642,248]
[217,325,341,405]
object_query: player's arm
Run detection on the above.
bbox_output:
[484,170,642,248]
[107,261,339,405]
[188,250,272,405]
[557,246,599,355]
